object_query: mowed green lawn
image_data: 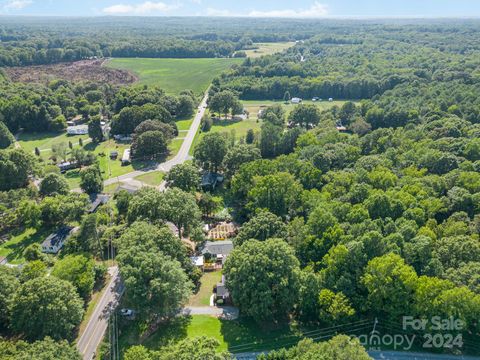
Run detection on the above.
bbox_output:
[105,58,242,95]
[243,42,295,58]
[119,315,302,355]
[243,99,353,120]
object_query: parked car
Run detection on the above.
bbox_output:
[119,308,134,316]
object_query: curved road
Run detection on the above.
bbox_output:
[104,90,208,188]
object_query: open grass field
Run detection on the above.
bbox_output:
[105,58,242,95]
[134,171,165,186]
[0,228,50,264]
[118,315,302,355]
[243,99,353,120]
[243,42,295,58]
[188,271,223,307]
[17,131,90,156]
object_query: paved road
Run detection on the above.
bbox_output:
[76,266,123,360]
[104,90,208,188]
[182,306,239,320]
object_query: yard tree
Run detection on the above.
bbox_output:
[444,261,480,293]
[0,121,15,149]
[80,164,103,194]
[117,249,192,318]
[39,173,70,196]
[197,192,218,218]
[318,289,355,325]
[111,104,172,135]
[156,337,230,360]
[222,144,261,178]
[245,129,255,144]
[126,187,164,224]
[160,188,202,238]
[115,221,192,272]
[124,337,230,360]
[208,90,241,118]
[23,243,44,262]
[224,239,300,321]
[361,253,418,319]
[40,193,89,227]
[176,94,195,118]
[165,162,200,192]
[11,276,84,340]
[288,104,321,129]
[134,120,176,140]
[115,189,132,218]
[194,132,228,172]
[131,130,168,160]
[259,122,282,158]
[52,254,95,300]
[88,115,104,142]
[76,213,101,254]
[247,172,303,218]
[0,338,81,360]
[234,210,287,246]
[20,260,47,282]
[0,267,19,330]
[263,104,286,126]
[259,335,371,360]
[0,148,39,191]
[51,142,68,162]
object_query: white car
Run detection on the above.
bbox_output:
[119,308,134,316]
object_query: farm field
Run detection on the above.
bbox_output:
[243,42,295,58]
[105,58,242,95]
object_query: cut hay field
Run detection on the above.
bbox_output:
[243,42,295,58]
[104,58,242,95]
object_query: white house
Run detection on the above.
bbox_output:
[41,226,74,254]
[291,97,302,104]
[67,125,89,135]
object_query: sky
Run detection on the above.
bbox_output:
[0,0,479,18]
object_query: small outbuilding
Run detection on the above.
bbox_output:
[214,275,230,304]
[110,151,118,160]
[58,161,79,173]
[121,149,131,166]
[291,97,303,104]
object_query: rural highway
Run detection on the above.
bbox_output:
[104,90,209,187]
[76,266,123,360]
[76,93,208,360]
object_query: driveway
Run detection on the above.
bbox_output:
[182,306,239,320]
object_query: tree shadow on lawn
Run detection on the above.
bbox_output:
[2,228,50,263]
[220,317,301,354]
[212,118,243,128]
[119,315,191,355]
[17,131,64,142]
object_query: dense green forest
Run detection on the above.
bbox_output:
[1,17,480,359]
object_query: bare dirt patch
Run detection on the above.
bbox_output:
[4,59,137,85]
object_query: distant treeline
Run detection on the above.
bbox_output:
[1,17,480,67]
[215,22,480,101]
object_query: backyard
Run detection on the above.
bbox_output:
[0,228,50,264]
[188,271,223,307]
